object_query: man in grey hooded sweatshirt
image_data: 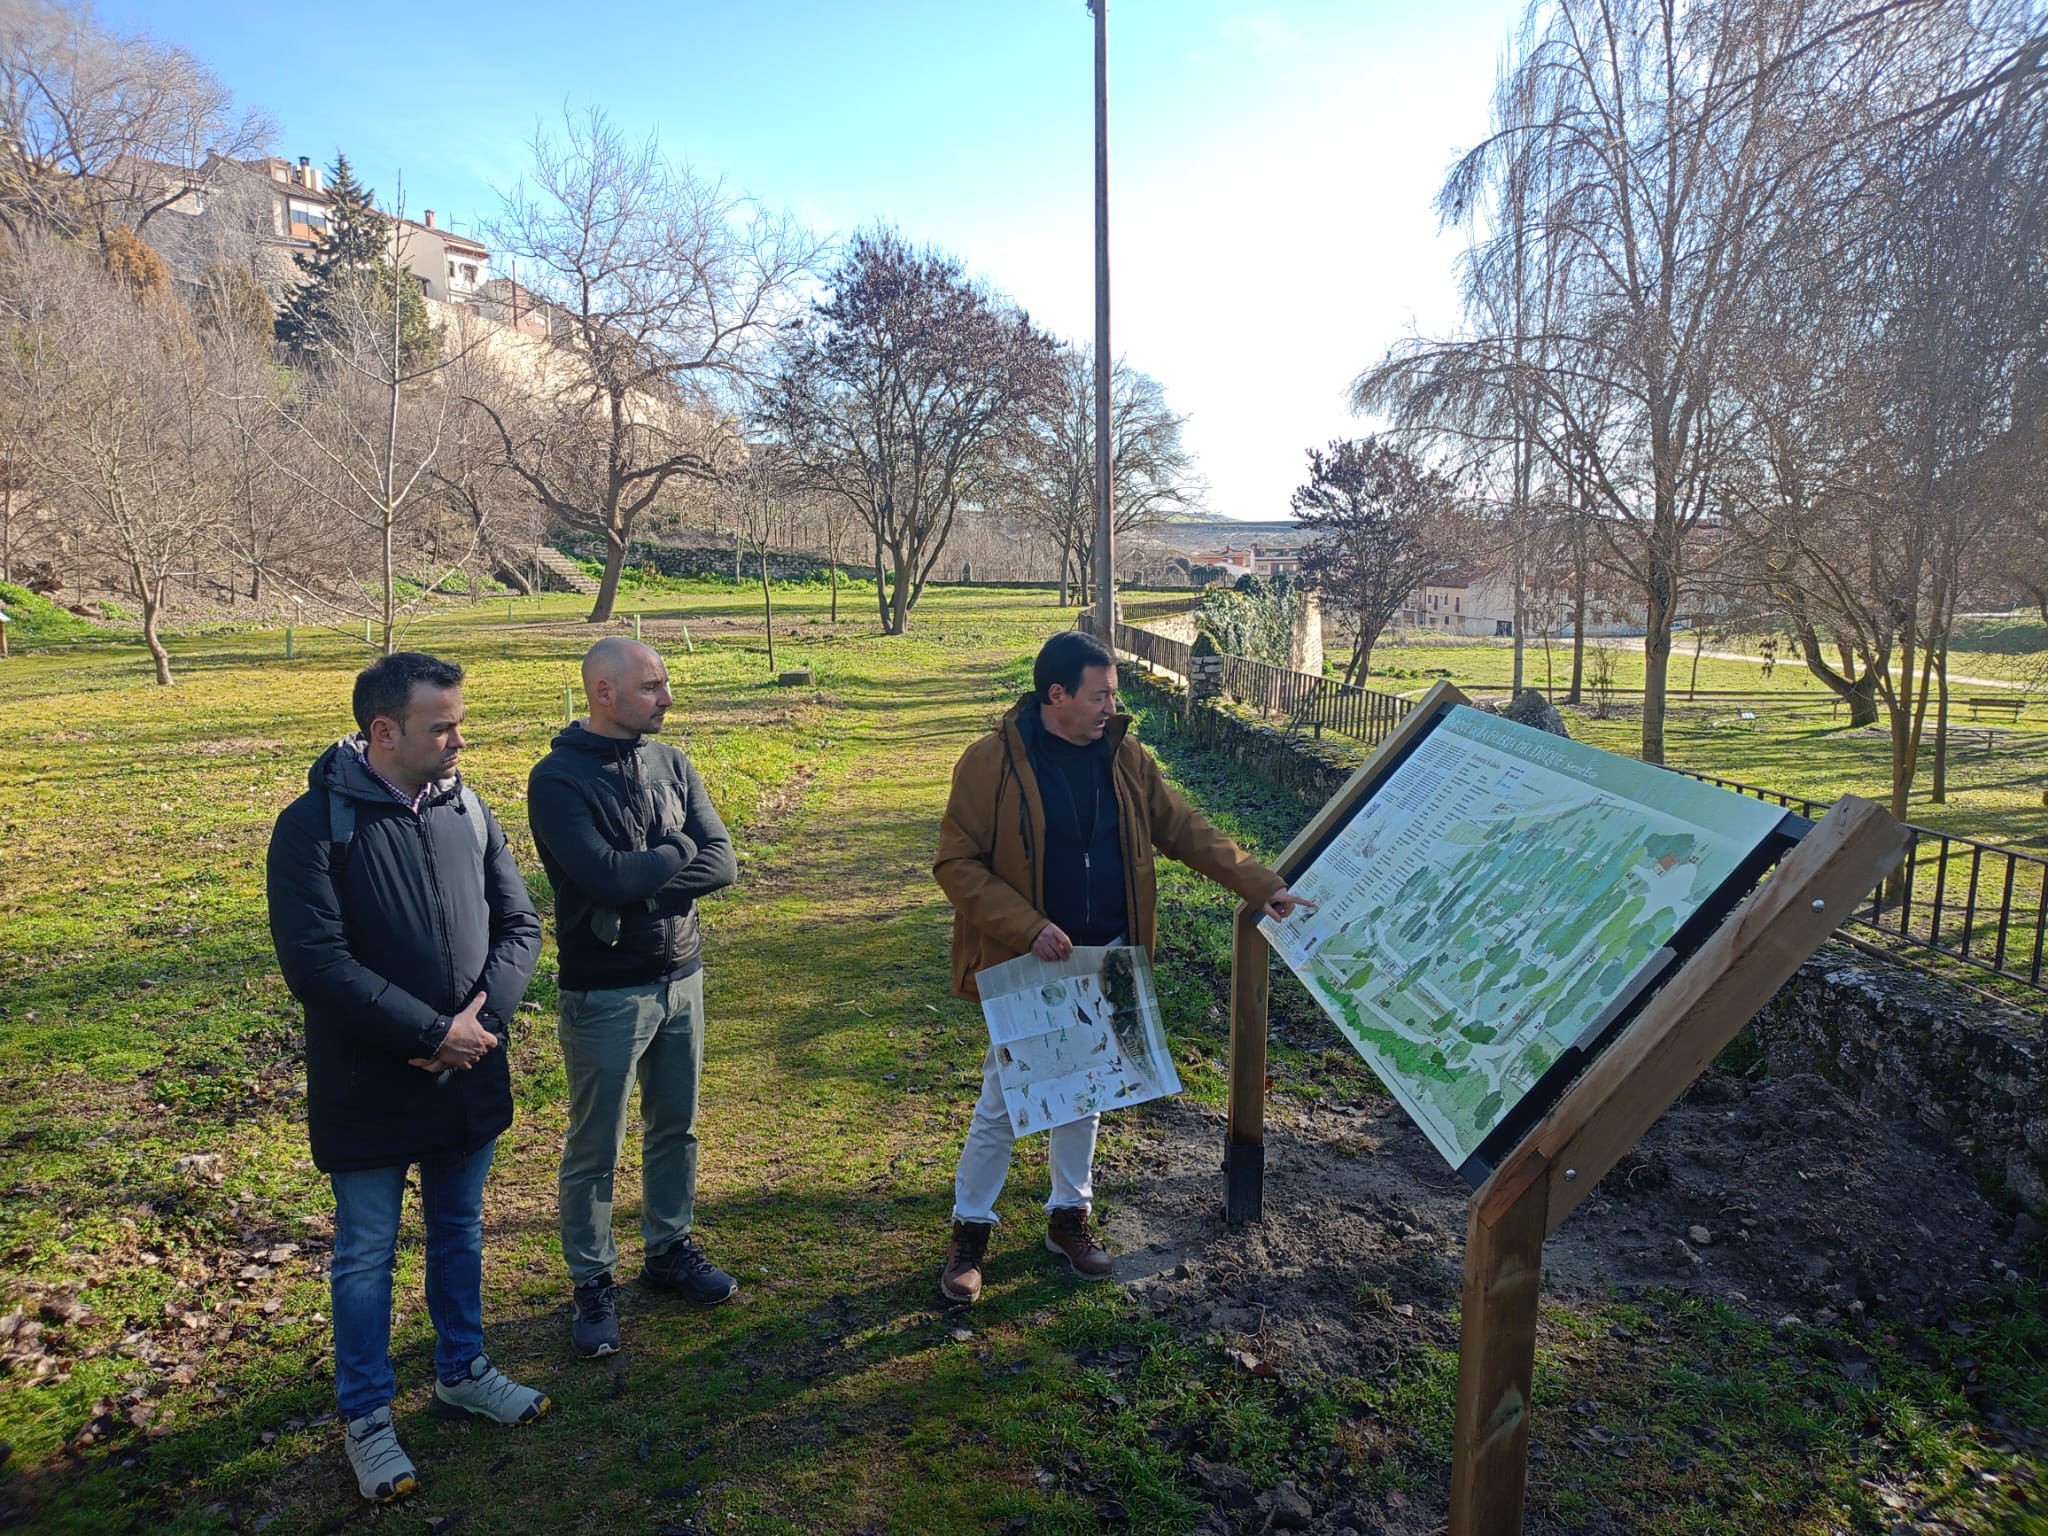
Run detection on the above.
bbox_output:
[527,637,739,1359]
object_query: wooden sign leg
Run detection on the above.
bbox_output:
[1224,903,1269,1224]
[1449,1164,1549,1536]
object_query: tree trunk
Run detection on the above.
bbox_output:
[1510,573,1525,695]
[1688,632,1705,700]
[1358,635,1375,687]
[381,506,397,656]
[1566,571,1586,706]
[1641,553,1677,766]
[141,572,173,686]
[760,546,776,671]
[1791,624,1881,727]
[1930,641,1950,803]
[872,530,891,629]
[588,532,627,623]
[885,546,915,634]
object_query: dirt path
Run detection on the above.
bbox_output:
[1582,635,2029,693]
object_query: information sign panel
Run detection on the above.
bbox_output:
[1260,704,1800,1180]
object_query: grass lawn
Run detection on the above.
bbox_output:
[0,584,2042,1533]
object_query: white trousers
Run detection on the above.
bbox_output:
[951,1046,1097,1223]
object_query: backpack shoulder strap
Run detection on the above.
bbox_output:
[326,788,356,876]
[459,786,489,859]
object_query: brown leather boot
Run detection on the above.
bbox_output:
[940,1220,993,1303]
[1046,1206,1113,1279]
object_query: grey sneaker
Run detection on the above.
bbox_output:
[572,1273,620,1358]
[430,1353,551,1425]
[638,1235,738,1305]
[344,1407,417,1502]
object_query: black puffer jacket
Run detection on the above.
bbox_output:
[527,723,738,992]
[267,740,542,1173]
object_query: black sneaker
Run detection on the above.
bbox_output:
[638,1236,738,1305]
[572,1273,620,1358]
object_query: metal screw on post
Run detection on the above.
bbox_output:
[1811,900,1826,913]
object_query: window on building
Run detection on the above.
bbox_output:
[457,263,477,285]
[447,260,457,279]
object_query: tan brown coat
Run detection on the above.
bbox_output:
[934,696,1286,1000]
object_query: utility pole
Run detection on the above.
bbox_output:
[1089,0,1114,638]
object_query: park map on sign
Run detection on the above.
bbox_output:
[1260,706,1786,1171]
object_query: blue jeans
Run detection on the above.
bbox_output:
[328,1141,495,1421]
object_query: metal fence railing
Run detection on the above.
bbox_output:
[1110,622,1413,749]
[1111,621,1191,679]
[1670,771,2048,995]
[1105,615,2045,996]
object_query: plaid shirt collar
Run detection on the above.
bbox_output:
[355,746,431,814]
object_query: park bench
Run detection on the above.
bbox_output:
[1962,695,2025,723]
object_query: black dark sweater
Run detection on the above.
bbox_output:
[527,724,738,991]
[1026,712,1127,946]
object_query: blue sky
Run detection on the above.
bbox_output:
[115,1,1522,520]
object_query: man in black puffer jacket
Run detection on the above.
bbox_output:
[528,637,739,1358]
[267,653,546,1505]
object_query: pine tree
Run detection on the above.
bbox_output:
[275,154,434,367]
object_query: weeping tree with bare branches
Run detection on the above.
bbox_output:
[1724,13,2048,817]
[475,108,817,623]
[1354,0,1980,766]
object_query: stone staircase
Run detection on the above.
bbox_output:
[521,545,599,596]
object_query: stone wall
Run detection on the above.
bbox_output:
[1120,662,2048,1214]
[1119,666,1366,812]
[1749,947,2047,1211]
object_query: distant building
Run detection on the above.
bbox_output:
[149,152,494,315]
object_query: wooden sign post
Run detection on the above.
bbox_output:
[1223,683,1911,1534]
[1225,681,1467,1222]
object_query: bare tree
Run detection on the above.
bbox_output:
[0,0,272,252]
[715,452,792,671]
[1023,345,1205,604]
[1727,23,2048,817]
[764,229,1060,635]
[201,312,305,605]
[1355,0,1963,765]
[476,109,816,623]
[0,233,223,682]
[261,213,481,654]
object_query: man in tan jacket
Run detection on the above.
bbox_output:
[933,630,1312,1302]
